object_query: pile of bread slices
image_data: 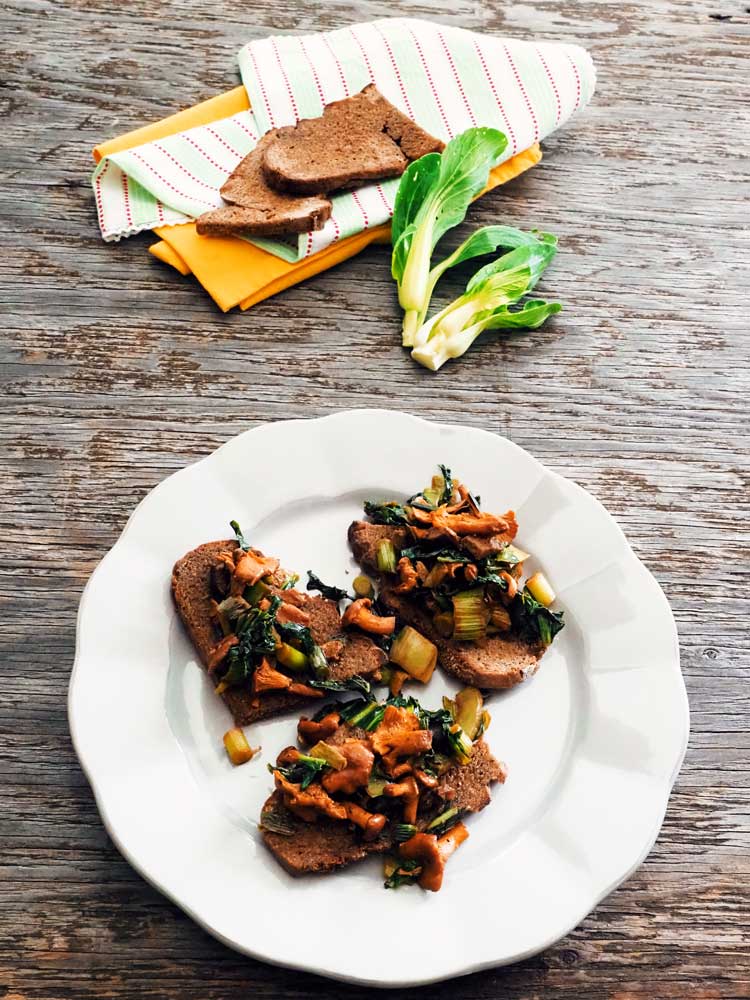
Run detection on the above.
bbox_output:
[197,85,443,238]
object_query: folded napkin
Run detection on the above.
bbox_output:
[92,18,595,310]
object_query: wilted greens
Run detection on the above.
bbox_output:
[305,571,349,603]
[511,587,565,646]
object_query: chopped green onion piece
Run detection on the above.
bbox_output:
[426,806,459,833]
[447,724,474,765]
[453,687,485,741]
[432,611,454,637]
[501,544,530,565]
[308,741,347,770]
[275,642,308,674]
[389,626,437,683]
[353,574,374,598]
[422,486,441,506]
[223,727,258,766]
[526,571,555,607]
[376,538,398,574]
[489,606,512,632]
[393,823,418,843]
[451,590,488,642]
[347,701,387,731]
[244,580,271,605]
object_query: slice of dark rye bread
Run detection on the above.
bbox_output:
[348,521,544,690]
[196,134,332,238]
[261,84,445,195]
[171,539,386,726]
[261,723,506,875]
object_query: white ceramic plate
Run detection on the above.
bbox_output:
[69,410,689,987]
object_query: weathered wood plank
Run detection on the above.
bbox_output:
[1,0,748,997]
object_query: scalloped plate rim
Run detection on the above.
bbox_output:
[68,409,690,987]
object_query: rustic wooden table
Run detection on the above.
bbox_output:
[2,0,748,997]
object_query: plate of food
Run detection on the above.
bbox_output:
[68,409,688,987]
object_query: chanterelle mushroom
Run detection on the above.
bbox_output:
[342,598,396,635]
[322,740,374,796]
[394,557,419,593]
[297,712,340,746]
[398,833,445,892]
[274,767,386,839]
[232,549,280,591]
[383,775,420,824]
[371,706,432,774]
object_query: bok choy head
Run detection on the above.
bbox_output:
[391,128,508,345]
[410,238,562,371]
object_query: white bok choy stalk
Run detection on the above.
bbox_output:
[391,128,508,346]
[410,239,561,372]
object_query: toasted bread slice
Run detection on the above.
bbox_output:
[196,133,332,238]
[171,539,385,726]
[348,521,543,689]
[261,724,505,876]
[196,202,330,238]
[261,84,444,195]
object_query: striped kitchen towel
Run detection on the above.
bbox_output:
[92,17,595,261]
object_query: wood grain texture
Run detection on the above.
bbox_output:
[1,0,749,997]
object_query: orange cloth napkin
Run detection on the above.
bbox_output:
[93,87,541,312]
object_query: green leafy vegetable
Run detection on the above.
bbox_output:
[229,519,251,551]
[393,823,418,843]
[428,225,549,289]
[244,579,271,605]
[269,755,329,790]
[425,806,461,837]
[305,571,349,603]
[400,543,471,563]
[392,127,509,345]
[220,596,281,688]
[411,241,561,371]
[512,587,565,646]
[345,699,387,731]
[281,574,299,590]
[363,500,411,525]
[384,856,421,889]
[308,675,373,697]
[275,620,329,679]
[438,464,454,505]
[443,723,474,765]
[412,225,550,342]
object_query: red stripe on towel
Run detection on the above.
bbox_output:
[439,31,476,126]
[271,37,300,122]
[472,40,518,153]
